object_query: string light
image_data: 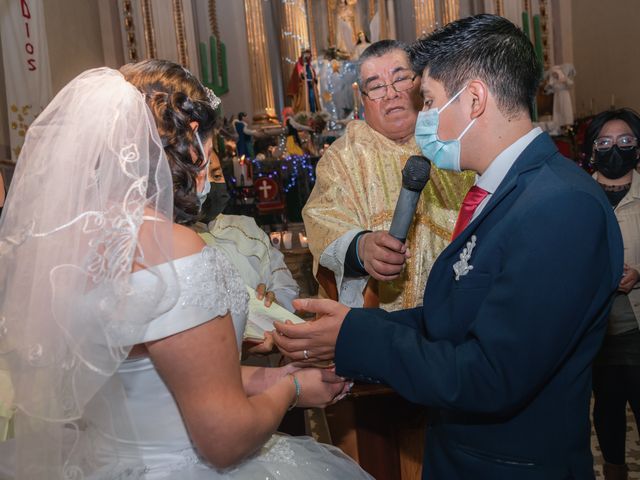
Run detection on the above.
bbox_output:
[249,154,316,193]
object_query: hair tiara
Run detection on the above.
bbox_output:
[205,87,222,111]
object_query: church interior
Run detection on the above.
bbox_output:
[0,1,639,479]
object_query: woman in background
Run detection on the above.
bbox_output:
[585,108,640,480]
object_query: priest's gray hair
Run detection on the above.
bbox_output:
[356,39,410,89]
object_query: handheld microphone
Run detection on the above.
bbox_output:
[388,155,431,243]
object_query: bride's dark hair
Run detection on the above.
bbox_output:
[120,59,217,225]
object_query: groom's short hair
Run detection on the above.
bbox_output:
[409,14,542,119]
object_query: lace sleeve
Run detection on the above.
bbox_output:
[141,246,249,344]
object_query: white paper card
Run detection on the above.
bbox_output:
[244,286,305,341]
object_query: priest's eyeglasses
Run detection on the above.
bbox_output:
[594,134,638,152]
[361,74,417,100]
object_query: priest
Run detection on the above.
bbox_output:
[303,39,472,311]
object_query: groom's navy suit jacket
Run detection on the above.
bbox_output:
[335,134,624,479]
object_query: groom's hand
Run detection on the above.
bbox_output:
[273,298,350,363]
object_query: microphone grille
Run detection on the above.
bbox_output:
[402,155,431,191]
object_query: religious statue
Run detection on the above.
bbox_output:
[336,0,358,57]
[287,49,322,113]
[233,112,259,158]
[281,107,313,156]
[353,31,371,60]
[544,64,576,135]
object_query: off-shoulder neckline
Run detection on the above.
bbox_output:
[131,246,216,276]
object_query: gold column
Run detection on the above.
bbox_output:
[172,0,189,68]
[440,0,459,25]
[539,0,551,69]
[140,0,157,59]
[243,0,277,123]
[414,0,437,37]
[379,0,388,39]
[208,0,223,72]
[327,0,337,48]
[121,0,138,62]
[306,0,318,59]
[279,0,311,92]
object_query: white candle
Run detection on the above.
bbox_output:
[298,232,308,248]
[233,155,253,186]
[282,231,292,249]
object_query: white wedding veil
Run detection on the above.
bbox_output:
[0,68,177,478]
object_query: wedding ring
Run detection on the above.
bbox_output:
[303,349,309,360]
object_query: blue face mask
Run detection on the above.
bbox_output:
[195,133,211,207]
[415,85,476,172]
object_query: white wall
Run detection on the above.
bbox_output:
[44,0,105,93]
[572,0,640,116]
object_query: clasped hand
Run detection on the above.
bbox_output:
[619,263,640,294]
[280,362,352,407]
[273,298,350,364]
[359,231,410,281]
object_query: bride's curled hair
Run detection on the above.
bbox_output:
[120,59,217,225]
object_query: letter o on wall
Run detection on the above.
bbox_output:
[25,43,34,55]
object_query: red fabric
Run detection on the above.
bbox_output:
[287,58,304,97]
[451,186,489,241]
[554,138,572,159]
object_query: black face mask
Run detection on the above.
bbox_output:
[593,145,638,179]
[202,182,230,221]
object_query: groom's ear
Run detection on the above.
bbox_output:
[468,80,487,119]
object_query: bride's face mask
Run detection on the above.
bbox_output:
[195,133,211,207]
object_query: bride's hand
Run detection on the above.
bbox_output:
[293,368,346,408]
[247,332,275,354]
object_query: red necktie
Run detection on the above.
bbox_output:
[451,186,489,241]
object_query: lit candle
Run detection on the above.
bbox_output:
[234,154,253,186]
[298,232,308,248]
[352,82,360,119]
[239,155,247,185]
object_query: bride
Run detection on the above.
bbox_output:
[0,60,372,479]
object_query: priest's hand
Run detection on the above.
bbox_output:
[273,298,350,363]
[358,231,409,281]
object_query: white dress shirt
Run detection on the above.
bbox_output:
[472,127,543,221]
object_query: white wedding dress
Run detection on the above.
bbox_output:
[12,246,370,480]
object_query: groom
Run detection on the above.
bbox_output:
[274,14,623,480]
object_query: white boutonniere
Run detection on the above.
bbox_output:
[453,235,477,281]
